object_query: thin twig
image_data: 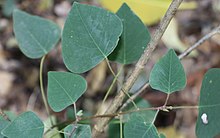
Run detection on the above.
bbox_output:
[178,25,220,59]
[92,0,183,136]
[120,25,220,111]
[104,59,138,109]
[45,104,199,135]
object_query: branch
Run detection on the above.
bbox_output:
[92,0,183,136]
[120,25,220,111]
[178,25,220,59]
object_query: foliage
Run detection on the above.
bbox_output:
[1,111,44,138]
[149,49,186,94]
[62,2,122,73]
[47,71,87,112]
[1,1,220,138]
[196,69,220,138]
[13,9,61,58]
[109,3,151,64]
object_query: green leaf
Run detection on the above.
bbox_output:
[3,0,17,17]
[13,9,61,58]
[109,3,151,64]
[0,120,10,138]
[159,133,166,138]
[123,98,156,123]
[0,111,17,121]
[62,2,122,73]
[149,49,186,94]
[47,71,87,112]
[124,113,160,138]
[44,116,61,138]
[1,111,44,138]
[196,68,220,138]
[64,124,91,138]
[108,121,121,138]
[0,110,17,138]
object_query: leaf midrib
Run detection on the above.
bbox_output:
[20,22,47,54]
[51,75,75,103]
[168,51,173,93]
[75,5,106,58]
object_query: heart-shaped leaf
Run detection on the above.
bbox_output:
[62,2,122,73]
[196,68,220,138]
[109,3,151,64]
[47,71,87,112]
[149,49,186,94]
[64,124,91,138]
[13,9,61,58]
[1,111,44,138]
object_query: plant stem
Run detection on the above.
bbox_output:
[73,103,78,122]
[164,94,170,106]
[105,58,116,77]
[45,104,198,135]
[102,66,123,105]
[178,25,220,59]
[92,0,183,136]
[120,83,149,111]
[104,59,138,109]
[120,25,220,111]
[40,55,53,125]
[120,115,123,138]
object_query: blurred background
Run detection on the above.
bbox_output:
[1,0,220,137]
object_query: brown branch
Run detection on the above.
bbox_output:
[178,25,220,59]
[92,0,183,137]
[119,25,220,111]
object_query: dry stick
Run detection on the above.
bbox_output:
[92,0,183,136]
[178,25,220,59]
[46,104,198,134]
[120,25,220,111]
[83,105,198,122]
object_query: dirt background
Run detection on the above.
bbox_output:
[1,0,220,138]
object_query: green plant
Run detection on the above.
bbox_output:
[1,1,220,138]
